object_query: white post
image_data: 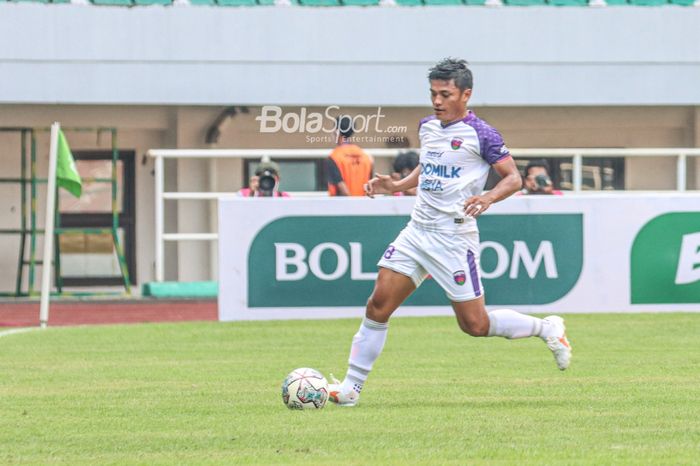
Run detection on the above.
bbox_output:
[677,153,687,192]
[39,123,60,328]
[208,159,218,281]
[155,155,164,282]
[572,153,583,193]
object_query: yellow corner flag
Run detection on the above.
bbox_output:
[56,130,82,198]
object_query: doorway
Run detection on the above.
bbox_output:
[57,150,136,287]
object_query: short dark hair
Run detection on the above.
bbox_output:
[337,115,354,138]
[524,159,551,177]
[428,58,473,91]
[393,151,419,173]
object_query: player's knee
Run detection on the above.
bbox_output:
[457,318,489,337]
[366,294,392,322]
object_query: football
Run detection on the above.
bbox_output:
[281,368,329,410]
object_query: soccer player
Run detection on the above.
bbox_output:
[328,58,572,407]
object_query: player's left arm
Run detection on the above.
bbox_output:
[365,164,420,198]
[464,156,522,217]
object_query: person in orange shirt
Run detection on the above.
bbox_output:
[327,116,374,196]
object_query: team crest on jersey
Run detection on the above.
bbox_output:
[453,270,466,285]
[450,137,464,150]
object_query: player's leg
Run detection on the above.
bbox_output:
[451,296,553,340]
[451,299,571,370]
[426,230,572,369]
[330,268,417,406]
[330,227,427,406]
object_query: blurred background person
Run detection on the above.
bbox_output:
[521,159,562,195]
[239,160,290,198]
[327,115,374,196]
[391,151,420,196]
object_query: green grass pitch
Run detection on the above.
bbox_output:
[1,313,699,465]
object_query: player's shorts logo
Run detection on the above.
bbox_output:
[383,245,396,260]
[451,137,464,150]
[453,270,466,285]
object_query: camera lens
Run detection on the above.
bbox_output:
[535,174,550,188]
[258,170,276,194]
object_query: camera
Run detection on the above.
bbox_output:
[535,174,551,189]
[258,169,277,196]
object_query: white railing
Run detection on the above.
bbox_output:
[147,147,700,282]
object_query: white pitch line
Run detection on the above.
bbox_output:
[0,327,41,339]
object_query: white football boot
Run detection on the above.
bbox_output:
[542,315,572,371]
[328,374,359,407]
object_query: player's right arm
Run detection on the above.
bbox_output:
[365,165,420,198]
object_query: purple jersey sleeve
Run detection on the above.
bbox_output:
[467,118,510,165]
[418,115,437,131]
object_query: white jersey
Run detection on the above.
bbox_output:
[411,110,511,233]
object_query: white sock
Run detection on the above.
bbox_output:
[341,317,388,394]
[487,309,557,339]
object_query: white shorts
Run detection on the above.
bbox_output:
[377,222,483,302]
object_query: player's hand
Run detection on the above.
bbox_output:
[364,174,395,198]
[249,176,260,193]
[464,195,492,218]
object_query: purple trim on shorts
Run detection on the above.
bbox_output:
[467,250,481,297]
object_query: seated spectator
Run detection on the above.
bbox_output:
[391,151,420,196]
[521,159,562,195]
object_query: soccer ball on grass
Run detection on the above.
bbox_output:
[281,368,329,410]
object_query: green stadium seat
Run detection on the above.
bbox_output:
[134,0,172,4]
[394,0,423,5]
[218,0,258,4]
[14,0,70,3]
[189,0,216,4]
[257,0,277,4]
[504,0,547,4]
[424,0,462,4]
[603,0,628,4]
[343,0,380,5]
[299,0,341,4]
[628,0,666,4]
[548,0,587,5]
[464,0,487,4]
[669,0,693,4]
[91,0,132,5]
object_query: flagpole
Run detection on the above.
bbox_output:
[39,122,60,328]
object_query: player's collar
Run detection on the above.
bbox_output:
[440,110,475,128]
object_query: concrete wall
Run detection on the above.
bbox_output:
[1,4,699,106]
[1,103,699,291]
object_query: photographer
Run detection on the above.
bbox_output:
[239,161,290,198]
[521,159,562,195]
[391,151,419,196]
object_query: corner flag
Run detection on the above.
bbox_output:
[56,130,82,198]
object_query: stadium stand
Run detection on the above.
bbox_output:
[503,0,547,5]
[298,0,342,5]
[343,0,381,5]
[5,0,694,5]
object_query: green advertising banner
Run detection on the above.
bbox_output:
[247,214,583,307]
[631,212,700,304]
[220,196,700,320]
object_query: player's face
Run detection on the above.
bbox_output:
[430,79,471,124]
